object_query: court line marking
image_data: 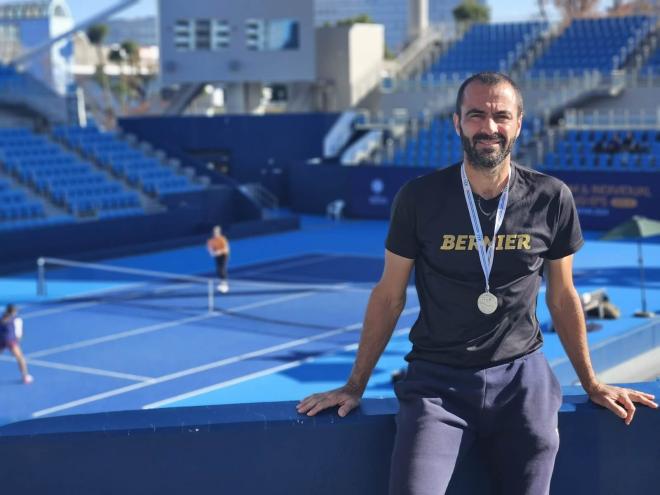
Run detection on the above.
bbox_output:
[27,288,338,359]
[0,355,152,382]
[31,307,419,418]
[142,327,412,409]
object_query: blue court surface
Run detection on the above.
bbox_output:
[1,216,658,426]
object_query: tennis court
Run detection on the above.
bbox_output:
[1,216,658,426]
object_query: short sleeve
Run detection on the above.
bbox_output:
[385,182,419,259]
[545,183,584,260]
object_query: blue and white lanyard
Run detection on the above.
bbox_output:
[460,163,511,293]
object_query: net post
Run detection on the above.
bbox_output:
[37,257,46,296]
[208,279,214,313]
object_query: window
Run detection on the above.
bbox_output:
[245,18,299,51]
[211,20,230,50]
[175,19,230,51]
[174,19,194,51]
[195,19,211,50]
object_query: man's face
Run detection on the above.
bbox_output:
[453,81,522,170]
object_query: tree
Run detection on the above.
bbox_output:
[336,14,374,27]
[86,24,108,65]
[552,0,600,20]
[453,1,490,24]
[86,24,113,122]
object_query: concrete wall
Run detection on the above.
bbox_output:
[317,24,384,111]
[158,0,315,85]
[1,382,658,494]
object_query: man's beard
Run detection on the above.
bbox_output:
[459,127,515,170]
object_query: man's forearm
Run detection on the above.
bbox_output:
[548,288,598,392]
[346,286,406,394]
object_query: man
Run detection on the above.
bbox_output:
[0,304,33,384]
[297,72,657,494]
[207,225,230,293]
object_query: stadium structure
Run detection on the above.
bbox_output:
[0,0,658,493]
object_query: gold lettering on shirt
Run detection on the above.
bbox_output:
[455,235,468,250]
[440,235,456,250]
[439,234,533,252]
[517,234,531,250]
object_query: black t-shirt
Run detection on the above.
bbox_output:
[386,162,584,368]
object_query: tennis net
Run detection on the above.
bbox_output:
[36,257,217,313]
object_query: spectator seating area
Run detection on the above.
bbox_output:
[387,116,539,168]
[542,129,660,170]
[640,43,660,74]
[529,16,654,77]
[389,118,463,167]
[0,128,143,219]
[424,22,548,79]
[53,126,205,197]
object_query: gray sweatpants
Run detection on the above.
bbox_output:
[389,349,562,495]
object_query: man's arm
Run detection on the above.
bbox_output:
[297,249,414,417]
[545,255,657,425]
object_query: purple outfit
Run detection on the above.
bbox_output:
[0,315,18,351]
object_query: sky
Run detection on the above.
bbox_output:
[0,0,615,24]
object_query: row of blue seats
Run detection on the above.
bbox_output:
[143,177,205,196]
[0,202,44,221]
[530,18,650,73]
[50,184,124,199]
[55,125,204,198]
[69,193,142,216]
[426,21,546,76]
[641,46,660,71]
[545,152,657,168]
[33,174,108,191]
[0,190,28,203]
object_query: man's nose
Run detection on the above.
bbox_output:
[483,117,498,135]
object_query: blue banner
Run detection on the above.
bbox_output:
[547,170,660,230]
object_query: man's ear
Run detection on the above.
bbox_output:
[453,112,461,137]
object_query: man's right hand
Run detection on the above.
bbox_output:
[296,383,362,417]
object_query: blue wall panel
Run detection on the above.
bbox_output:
[119,114,339,204]
[288,163,660,229]
[1,383,658,494]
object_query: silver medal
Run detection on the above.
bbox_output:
[477,291,498,314]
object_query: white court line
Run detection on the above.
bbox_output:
[31,306,419,418]
[143,327,412,409]
[27,288,331,359]
[0,355,151,382]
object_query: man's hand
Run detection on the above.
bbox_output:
[586,382,658,425]
[296,383,362,417]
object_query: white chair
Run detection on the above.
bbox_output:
[326,199,346,221]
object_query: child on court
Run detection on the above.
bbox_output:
[0,304,33,384]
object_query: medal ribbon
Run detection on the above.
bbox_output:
[460,163,511,293]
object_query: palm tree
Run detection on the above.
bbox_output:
[86,24,113,121]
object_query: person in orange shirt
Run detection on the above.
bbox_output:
[207,225,230,293]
